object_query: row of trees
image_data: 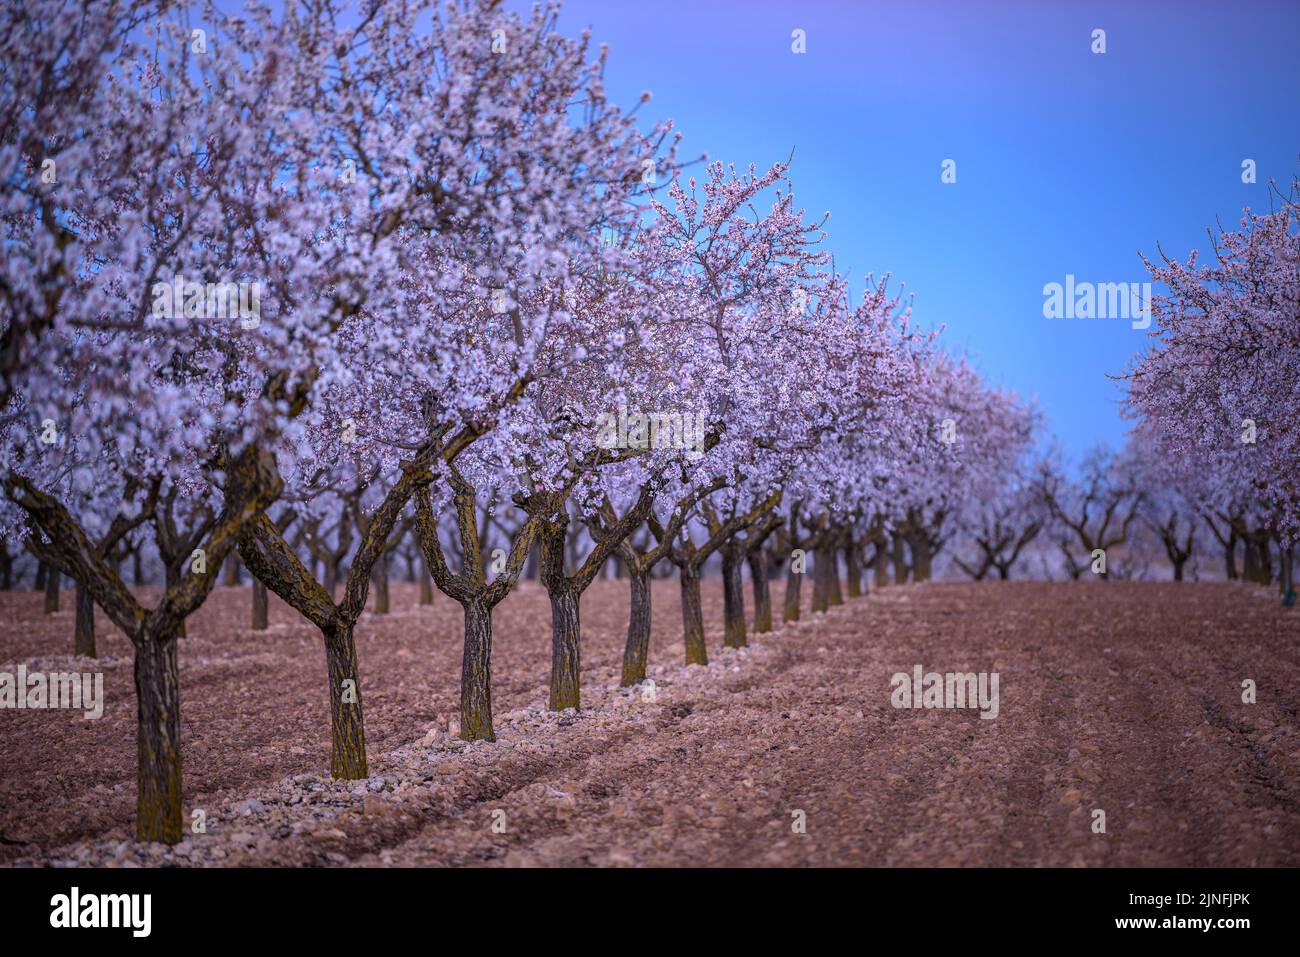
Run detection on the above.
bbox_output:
[1123,179,1298,601]
[948,440,1295,587]
[0,0,1034,843]
[946,181,1298,592]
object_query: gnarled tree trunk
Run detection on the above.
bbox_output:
[371,557,390,614]
[548,584,582,710]
[251,579,268,630]
[873,538,890,588]
[43,564,59,613]
[419,554,435,606]
[134,633,182,844]
[621,570,653,686]
[844,537,863,598]
[825,545,843,606]
[679,564,708,666]
[1280,546,1295,606]
[74,579,95,657]
[811,547,830,613]
[747,546,773,633]
[891,534,910,584]
[721,543,747,648]
[782,555,802,622]
[460,599,495,740]
[910,533,933,582]
[323,621,368,779]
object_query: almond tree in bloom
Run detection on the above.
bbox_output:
[883,353,1038,583]
[953,473,1045,581]
[234,0,675,754]
[1033,447,1144,581]
[0,0,670,840]
[1118,432,1202,582]
[0,1,387,843]
[776,277,927,615]
[1124,182,1299,603]
[628,162,877,665]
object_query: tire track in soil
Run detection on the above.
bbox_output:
[991,601,1085,867]
[1128,597,1300,865]
[1055,585,1300,867]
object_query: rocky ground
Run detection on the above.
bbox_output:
[2,577,1298,867]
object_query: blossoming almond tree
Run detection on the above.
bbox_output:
[0,1,385,843]
[1125,183,1299,602]
[2,0,615,840]
[232,0,678,754]
[621,161,875,665]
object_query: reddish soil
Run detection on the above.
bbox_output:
[1,578,1298,866]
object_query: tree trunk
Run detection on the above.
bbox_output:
[621,569,652,686]
[782,555,801,622]
[1280,546,1296,607]
[418,554,434,606]
[825,546,843,605]
[251,578,269,630]
[164,562,187,638]
[323,622,368,779]
[133,549,144,586]
[844,539,863,598]
[1258,534,1274,586]
[679,564,708,666]
[1243,537,1264,584]
[1224,536,1238,581]
[811,548,830,614]
[548,584,582,710]
[747,547,772,633]
[891,535,910,584]
[873,540,890,588]
[134,634,183,844]
[74,578,96,657]
[43,565,60,613]
[1173,559,1185,582]
[223,554,240,587]
[721,545,747,648]
[460,600,495,740]
[34,560,47,590]
[911,534,933,582]
[371,558,390,614]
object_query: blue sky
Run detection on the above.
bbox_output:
[516,0,1300,463]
